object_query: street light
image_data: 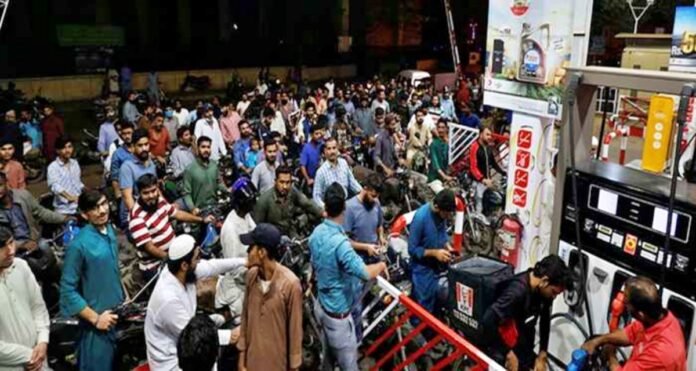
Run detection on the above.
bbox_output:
[626,0,656,33]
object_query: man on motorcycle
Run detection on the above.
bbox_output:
[250,139,279,193]
[0,139,25,189]
[407,108,432,171]
[408,189,456,316]
[145,234,246,371]
[312,137,363,208]
[108,120,134,196]
[427,119,453,193]
[373,114,402,178]
[119,129,157,225]
[193,105,227,162]
[59,190,124,371]
[237,223,303,371]
[299,123,325,191]
[129,173,214,281]
[469,124,506,212]
[148,112,170,165]
[254,165,323,238]
[97,106,119,157]
[182,136,227,214]
[218,178,258,322]
[47,136,84,215]
[309,183,387,371]
[232,120,254,176]
[0,226,50,371]
[169,127,195,178]
[0,172,68,254]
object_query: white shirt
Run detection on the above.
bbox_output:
[324,82,335,98]
[145,258,245,371]
[103,138,124,175]
[193,118,228,161]
[0,259,50,371]
[174,108,190,128]
[236,101,250,116]
[407,112,436,133]
[220,210,255,260]
[270,111,286,137]
[216,211,256,316]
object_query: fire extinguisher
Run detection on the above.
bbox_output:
[495,214,523,268]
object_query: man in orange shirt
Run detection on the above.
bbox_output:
[582,276,687,371]
[148,112,170,165]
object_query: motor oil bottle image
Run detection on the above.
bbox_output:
[517,23,550,84]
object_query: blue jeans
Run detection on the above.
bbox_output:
[314,300,359,371]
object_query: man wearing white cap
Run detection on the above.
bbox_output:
[144,234,246,371]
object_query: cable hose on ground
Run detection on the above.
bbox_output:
[548,313,628,367]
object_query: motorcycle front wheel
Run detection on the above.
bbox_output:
[463,218,494,257]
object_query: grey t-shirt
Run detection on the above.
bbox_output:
[343,196,382,244]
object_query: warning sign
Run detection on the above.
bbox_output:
[518,129,533,149]
[456,282,474,316]
[513,188,528,208]
[516,150,531,169]
[514,169,529,188]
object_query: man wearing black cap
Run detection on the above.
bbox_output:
[408,189,457,316]
[237,223,303,371]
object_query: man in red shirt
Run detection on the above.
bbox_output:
[128,173,214,281]
[0,139,26,189]
[40,103,65,161]
[148,112,170,164]
[582,276,687,371]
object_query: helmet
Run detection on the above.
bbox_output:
[482,189,504,217]
[231,177,258,209]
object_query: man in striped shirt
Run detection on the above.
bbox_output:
[129,174,214,280]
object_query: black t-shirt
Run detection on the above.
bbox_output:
[482,271,551,367]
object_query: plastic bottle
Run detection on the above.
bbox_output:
[567,349,588,371]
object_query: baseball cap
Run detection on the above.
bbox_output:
[169,234,197,260]
[240,223,282,251]
[434,189,457,212]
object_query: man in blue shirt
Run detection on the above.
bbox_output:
[343,173,386,342]
[309,183,386,371]
[232,120,254,176]
[408,189,457,315]
[18,107,42,155]
[110,121,135,202]
[60,190,124,371]
[119,129,156,227]
[300,123,325,189]
[458,103,481,129]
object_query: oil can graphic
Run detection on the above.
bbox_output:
[517,23,550,84]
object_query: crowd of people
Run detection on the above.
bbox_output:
[0,71,685,371]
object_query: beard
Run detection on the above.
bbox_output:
[137,151,149,162]
[138,198,158,212]
[185,269,197,284]
[363,198,376,210]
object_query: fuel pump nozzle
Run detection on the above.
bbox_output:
[608,290,626,332]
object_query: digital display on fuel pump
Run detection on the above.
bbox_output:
[588,185,692,244]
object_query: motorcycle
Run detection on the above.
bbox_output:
[22,142,46,183]
[454,173,507,257]
[76,128,102,165]
[381,168,432,227]
[47,269,158,371]
[278,237,323,370]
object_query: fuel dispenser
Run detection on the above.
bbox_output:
[546,67,696,369]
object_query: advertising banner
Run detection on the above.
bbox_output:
[669,6,696,73]
[505,113,556,271]
[483,0,574,119]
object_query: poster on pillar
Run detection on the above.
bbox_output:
[505,113,556,271]
[483,0,573,120]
